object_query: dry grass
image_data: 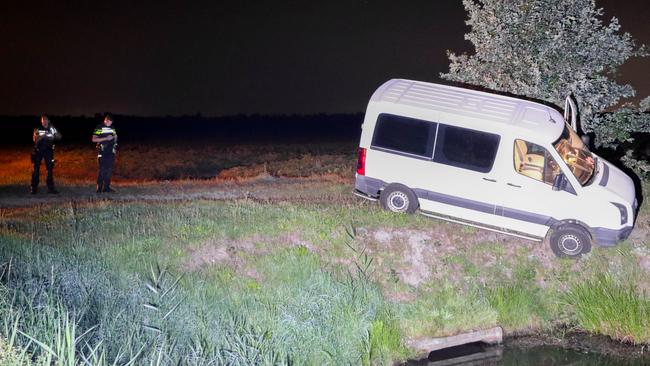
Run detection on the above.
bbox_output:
[0,141,356,185]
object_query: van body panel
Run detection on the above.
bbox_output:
[415,161,507,229]
[356,79,637,248]
[599,160,636,207]
[368,79,565,143]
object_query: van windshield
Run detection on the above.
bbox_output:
[553,123,595,186]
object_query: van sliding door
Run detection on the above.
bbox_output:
[417,124,507,229]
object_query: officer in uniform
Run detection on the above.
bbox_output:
[92,114,118,193]
[31,115,61,194]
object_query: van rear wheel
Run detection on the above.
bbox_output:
[549,225,591,258]
[380,184,418,214]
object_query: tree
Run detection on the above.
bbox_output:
[441,0,649,158]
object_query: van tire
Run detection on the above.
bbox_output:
[380,184,418,214]
[549,225,591,258]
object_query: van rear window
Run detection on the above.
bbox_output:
[433,125,500,173]
[371,114,436,158]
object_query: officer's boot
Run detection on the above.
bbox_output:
[103,177,115,193]
[46,176,58,194]
[30,174,38,194]
[31,159,40,194]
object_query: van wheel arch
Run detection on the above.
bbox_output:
[380,184,419,214]
[549,220,593,239]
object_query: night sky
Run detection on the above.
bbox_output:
[1,0,648,116]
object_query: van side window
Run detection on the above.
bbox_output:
[433,125,500,173]
[513,139,561,185]
[371,114,436,158]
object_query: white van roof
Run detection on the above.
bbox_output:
[370,79,565,143]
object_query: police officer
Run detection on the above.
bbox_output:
[92,113,118,193]
[31,115,61,194]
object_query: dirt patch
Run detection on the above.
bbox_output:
[399,230,434,287]
[384,290,417,303]
[184,245,231,271]
[359,223,567,293]
[278,232,319,253]
[183,237,256,273]
[182,232,316,278]
[368,229,435,287]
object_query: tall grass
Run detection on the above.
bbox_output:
[486,260,550,331]
[0,239,407,365]
[1,193,649,364]
[565,273,650,344]
[486,283,547,330]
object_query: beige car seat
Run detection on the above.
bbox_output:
[514,140,544,181]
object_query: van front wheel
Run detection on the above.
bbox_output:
[380,184,418,214]
[549,225,592,258]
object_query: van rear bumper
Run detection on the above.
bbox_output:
[355,175,383,198]
[592,226,634,247]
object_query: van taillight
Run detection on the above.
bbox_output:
[356,147,366,175]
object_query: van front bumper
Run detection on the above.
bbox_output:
[592,226,634,247]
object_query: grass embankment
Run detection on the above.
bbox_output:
[0,182,649,365]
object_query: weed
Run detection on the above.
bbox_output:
[486,283,548,330]
[564,273,650,344]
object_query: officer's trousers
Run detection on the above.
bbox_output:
[31,148,55,191]
[97,153,115,192]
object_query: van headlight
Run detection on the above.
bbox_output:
[611,202,628,225]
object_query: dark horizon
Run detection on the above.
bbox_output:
[0,113,365,146]
[2,0,648,117]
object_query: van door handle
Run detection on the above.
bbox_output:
[482,178,497,182]
[507,183,521,188]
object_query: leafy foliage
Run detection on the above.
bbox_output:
[442,0,649,151]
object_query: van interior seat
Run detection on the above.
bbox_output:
[514,140,544,180]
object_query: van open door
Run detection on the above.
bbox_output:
[564,95,578,132]
[564,95,590,147]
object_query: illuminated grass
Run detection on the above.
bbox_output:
[0,184,649,364]
[399,284,497,339]
[0,142,355,185]
[565,273,650,344]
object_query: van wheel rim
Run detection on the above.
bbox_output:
[559,234,581,255]
[387,192,408,212]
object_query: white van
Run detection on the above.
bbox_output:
[354,79,637,258]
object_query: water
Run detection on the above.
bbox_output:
[406,342,650,365]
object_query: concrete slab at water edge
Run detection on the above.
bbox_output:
[407,326,503,355]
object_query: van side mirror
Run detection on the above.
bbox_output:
[580,134,590,147]
[552,173,567,191]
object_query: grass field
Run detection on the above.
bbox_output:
[1,143,650,365]
[0,141,356,185]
